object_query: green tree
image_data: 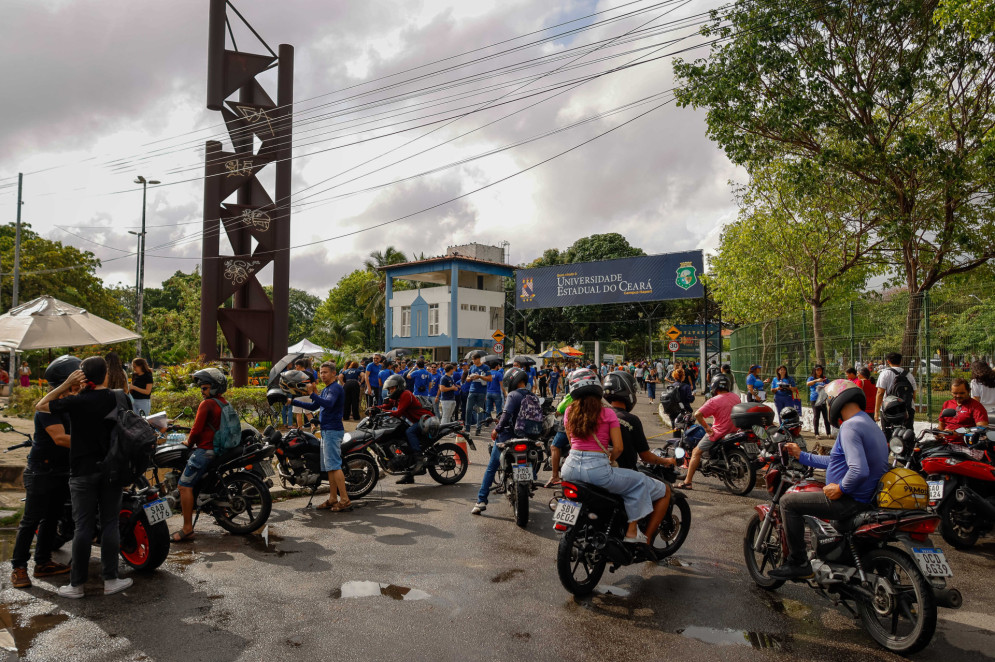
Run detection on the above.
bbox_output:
[675,0,995,361]
[935,0,995,38]
[313,269,379,348]
[358,246,408,326]
[0,223,124,321]
[141,270,202,365]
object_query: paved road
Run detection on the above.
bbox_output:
[2,397,994,662]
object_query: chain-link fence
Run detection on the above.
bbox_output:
[728,293,995,421]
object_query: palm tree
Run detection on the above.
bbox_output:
[359,246,408,325]
[317,317,364,349]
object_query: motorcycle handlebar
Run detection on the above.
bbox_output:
[5,439,32,452]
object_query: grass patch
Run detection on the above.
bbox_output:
[0,507,24,526]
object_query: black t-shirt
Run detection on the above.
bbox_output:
[28,411,71,473]
[613,407,650,471]
[132,371,153,397]
[49,389,118,477]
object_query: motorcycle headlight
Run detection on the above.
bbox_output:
[343,433,352,443]
[889,437,904,455]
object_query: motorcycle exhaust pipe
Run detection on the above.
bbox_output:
[933,587,963,609]
[954,486,995,519]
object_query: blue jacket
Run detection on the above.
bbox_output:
[293,382,344,431]
[799,412,889,503]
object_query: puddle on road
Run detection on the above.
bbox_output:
[0,604,69,657]
[244,529,299,558]
[664,557,691,567]
[330,580,430,601]
[679,625,787,650]
[594,585,631,597]
[0,529,15,563]
[491,569,524,583]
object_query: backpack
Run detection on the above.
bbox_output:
[208,398,242,455]
[100,390,158,487]
[414,394,439,417]
[514,392,545,437]
[887,368,915,418]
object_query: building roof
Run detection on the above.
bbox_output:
[379,254,514,273]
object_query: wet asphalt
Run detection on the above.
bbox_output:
[2,396,995,662]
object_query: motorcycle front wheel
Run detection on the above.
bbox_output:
[344,453,379,499]
[856,548,937,655]
[938,500,981,549]
[722,449,756,496]
[427,443,468,485]
[743,513,785,589]
[556,523,606,597]
[119,508,170,572]
[212,472,272,535]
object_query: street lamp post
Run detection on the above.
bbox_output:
[134,176,159,358]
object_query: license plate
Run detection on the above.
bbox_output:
[912,547,953,578]
[552,499,580,526]
[743,442,759,455]
[513,464,532,483]
[928,480,944,501]
[143,499,172,526]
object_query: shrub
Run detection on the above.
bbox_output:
[152,386,276,429]
[5,386,48,418]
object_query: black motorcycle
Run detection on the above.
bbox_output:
[342,409,475,485]
[491,437,546,528]
[552,448,692,596]
[262,425,379,505]
[149,432,275,535]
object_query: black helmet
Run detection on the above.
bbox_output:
[567,368,602,400]
[709,374,732,395]
[266,388,289,408]
[824,379,866,427]
[383,373,406,400]
[603,370,637,412]
[419,415,439,440]
[192,367,228,396]
[278,370,310,396]
[502,367,528,391]
[779,407,800,427]
[44,355,81,389]
[881,395,908,426]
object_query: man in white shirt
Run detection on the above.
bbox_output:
[874,352,917,430]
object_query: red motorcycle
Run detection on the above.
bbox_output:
[744,429,961,655]
[919,412,995,549]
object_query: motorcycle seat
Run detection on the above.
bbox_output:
[842,508,932,531]
[570,480,625,507]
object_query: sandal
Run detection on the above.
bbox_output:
[331,501,353,512]
[316,500,336,510]
[543,478,561,489]
[170,529,196,542]
[675,482,693,490]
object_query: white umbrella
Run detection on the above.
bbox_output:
[0,295,140,350]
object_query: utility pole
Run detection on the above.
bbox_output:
[9,173,23,389]
[133,176,159,358]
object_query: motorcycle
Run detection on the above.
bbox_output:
[744,428,961,655]
[262,424,380,505]
[667,403,773,496]
[491,436,546,528]
[552,448,692,596]
[4,426,171,572]
[342,409,475,486]
[149,430,275,535]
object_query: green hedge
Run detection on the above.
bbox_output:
[5,386,48,418]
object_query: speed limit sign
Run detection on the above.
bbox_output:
[493,342,504,353]
[667,340,680,352]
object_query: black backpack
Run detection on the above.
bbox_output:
[100,390,159,487]
[887,368,916,419]
[660,383,683,417]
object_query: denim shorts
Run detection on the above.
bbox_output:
[561,450,667,522]
[321,429,344,471]
[178,448,215,488]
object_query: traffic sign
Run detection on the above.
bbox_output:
[665,325,681,340]
[492,342,504,354]
[667,340,680,352]
[491,330,506,343]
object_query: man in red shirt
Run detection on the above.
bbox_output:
[939,378,989,430]
[677,374,741,489]
[379,374,433,484]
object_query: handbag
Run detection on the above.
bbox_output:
[590,433,618,468]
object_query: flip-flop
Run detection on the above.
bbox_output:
[170,530,196,542]
[316,500,336,510]
[331,501,354,512]
[675,483,693,490]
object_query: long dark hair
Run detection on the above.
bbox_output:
[811,364,825,378]
[972,360,995,388]
[132,357,150,374]
[104,352,128,390]
[566,395,604,440]
[776,365,788,379]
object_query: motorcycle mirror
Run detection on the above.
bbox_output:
[940,408,957,418]
[180,407,195,418]
[672,447,685,459]
[889,437,905,455]
[988,430,995,442]
[0,422,14,433]
[956,427,968,435]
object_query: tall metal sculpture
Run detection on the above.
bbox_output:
[200,0,292,386]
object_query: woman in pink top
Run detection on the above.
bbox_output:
[559,369,670,549]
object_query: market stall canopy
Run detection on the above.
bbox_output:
[287,338,339,356]
[0,296,140,350]
[538,349,567,359]
[558,346,584,357]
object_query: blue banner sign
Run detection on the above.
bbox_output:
[515,250,704,310]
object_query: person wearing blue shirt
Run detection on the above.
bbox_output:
[407,360,432,396]
[437,364,458,423]
[458,367,472,425]
[341,361,364,421]
[549,366,560,398]
[464,355,491,436]
[745,365,770,403]
[528,365,538,392]
[403,361,416,392]
[365,355,382,407]
[292,362,351,511]
[771,380,890,580]
[484,365,504,422]
[771,366,798,422]
[472,369,530,515]
[428,364,442,398]
[378,364,395,402]
[807,364,831,439]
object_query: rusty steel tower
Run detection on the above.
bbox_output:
[200,0,292,386]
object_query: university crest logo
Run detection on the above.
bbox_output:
[675,263,697,291]
[519,277,536,302]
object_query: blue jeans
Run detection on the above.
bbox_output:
[561,451,667,523]
[485,392,503,419]
[465,392,487,433]
[405,422,422,453]
[550,382,558,398]
[69,473,123,585]
[321,428,344,471]
[476,441,504,504]
[132,398,151,416]
[281,403,292,426]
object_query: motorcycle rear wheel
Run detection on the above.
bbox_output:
[743,513,785,590]
[212,472,272,535]
[427,443,468,485]
[641,493,691,558]
[856,548,936,655]
[514,481,530,528]
[938,501,980,549]
[722,450,756,496]
[344,453,379,499]
[119,509,170,572]
[556,523,606,597]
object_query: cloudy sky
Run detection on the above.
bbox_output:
[0,0,741,297]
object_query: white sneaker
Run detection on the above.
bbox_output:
[104,577,133,595]
[471,503,486,515]
[57,584,84,599]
